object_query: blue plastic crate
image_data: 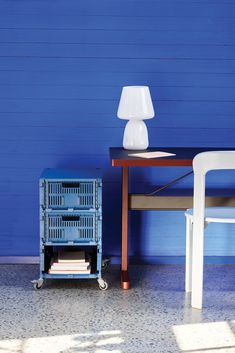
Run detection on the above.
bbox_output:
[41,180,101,210]
[42,212,102,243]
[40,169,102,210]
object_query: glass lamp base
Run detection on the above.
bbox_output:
[123,120,149,150]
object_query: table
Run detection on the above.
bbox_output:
[110,147,235,289]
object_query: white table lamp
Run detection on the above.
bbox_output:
[117,86,155,150]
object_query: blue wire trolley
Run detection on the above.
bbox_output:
[32,169,108,291]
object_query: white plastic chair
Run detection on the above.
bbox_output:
[185,151,235,309]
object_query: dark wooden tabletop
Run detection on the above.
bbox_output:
[110,147,235,167]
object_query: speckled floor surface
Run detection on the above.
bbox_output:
[0,264,235,353]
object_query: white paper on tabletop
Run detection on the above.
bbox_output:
[128,151,176,159]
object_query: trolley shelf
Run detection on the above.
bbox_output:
[42,241,98,246]
[42,273,99,279]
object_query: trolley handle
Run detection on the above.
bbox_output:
[62,182,80,188]
[62,215,80,221]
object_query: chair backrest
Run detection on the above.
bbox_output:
[192,151,235,233]
[193,151,235,175]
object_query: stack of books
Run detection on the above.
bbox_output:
[48,250,91,274]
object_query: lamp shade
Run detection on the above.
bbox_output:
[117,86,155,120]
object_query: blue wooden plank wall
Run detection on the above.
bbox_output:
[1,0,235,262]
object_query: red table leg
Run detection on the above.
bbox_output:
[121,166,130,289]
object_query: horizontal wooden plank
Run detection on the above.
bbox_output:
[0,168,121,183]
[0,126,123,140]
[0,99,235,116]
[1,71,235,87]
[0,15,234,32]
[0,126,234,143]
[1,112,235,129]
[0,57,234,73]
[1,43,235,59]
[0,85,235,101]
[0,1,235,17]
[0,113,114,127]
[0,138,118,155]
[0,154,112,171]
[1,28,235,46]
[0,111,230,128]
[0,0,233,8]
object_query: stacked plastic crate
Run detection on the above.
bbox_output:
[32,169,108,290]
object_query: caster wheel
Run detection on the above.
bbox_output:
[99,281,108,291]
[32,280,44,290]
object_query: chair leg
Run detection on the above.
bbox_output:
[190,168,205,309]
[185,216,193,292]
[191,222,204,309]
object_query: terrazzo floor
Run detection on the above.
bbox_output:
[0,264,235,353]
